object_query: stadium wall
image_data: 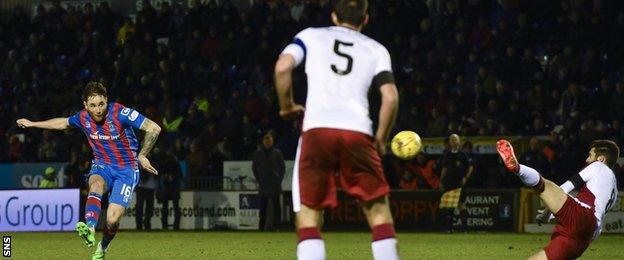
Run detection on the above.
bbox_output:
[118,191,261,230]
[223,161,293,191]
[114,189,518,231]
[281,189,519,232]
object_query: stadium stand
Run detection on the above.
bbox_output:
[1,0,622,189]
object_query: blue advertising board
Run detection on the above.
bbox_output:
[0,163,68,189]
[0,189,80,231]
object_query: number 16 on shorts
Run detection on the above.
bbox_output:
[3,236,11,257]
[121,184,132,203]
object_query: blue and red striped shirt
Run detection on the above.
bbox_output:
[68,103,146,170]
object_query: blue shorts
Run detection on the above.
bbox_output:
[86,163,139,208]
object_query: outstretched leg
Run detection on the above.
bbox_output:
[497,140,568,213]
[497,140,574,260]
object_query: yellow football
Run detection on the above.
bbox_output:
[391,131,422,160]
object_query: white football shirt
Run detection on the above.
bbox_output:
[281,26,393,136]
[560,161,618,239]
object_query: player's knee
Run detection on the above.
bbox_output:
[361,197,393,226]
[89,183,104,194]
[367,210,393,227]
[361,196,388,209]
[106,209,124,225]
[106,213,121,225]
[296,214,318,228]
[539,180,568,213]
[88,178,105,193]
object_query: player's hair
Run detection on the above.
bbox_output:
[333,0,368,26]
[590,140,620,169]
[82,81,107,101]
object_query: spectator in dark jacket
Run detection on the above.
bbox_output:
[157,149,182,230]
[252,131,285,231]
[519,137,551,180]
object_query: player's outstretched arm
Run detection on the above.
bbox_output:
[138,118,161,175]
[275,53,305,121]
[375,83,399,155]
[16,118,70,131]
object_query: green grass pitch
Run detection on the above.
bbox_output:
[6,231,624,259]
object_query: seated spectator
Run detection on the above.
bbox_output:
[394,154,439,190]
[186,139,209,188]
[398,168,419,190]
[39,167,58,188]
[520,137,551,180]
[414,153,440,189]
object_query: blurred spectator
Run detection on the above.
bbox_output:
[218,108,241,141]
[162,106,184,144]
[186,139,209,188]
[557,82,587,121]
[414,153,440,189]
[38,130,59,162]
[117,17,135,46]
[528,117,550,136]
[398,163,419,190]
[551,137,584,185]
[136,155,159,230]
[542,131,561,162]
[64,148,89,188]
[610,82,624,119]
[252,131,284,232]
[38,167,58,188]
[157,149,182,230]
[591,78,612,121]
[461,141,484,188]
[241,115,258,156]
[519,137,551,180]
[209,137,234,179]
[425,108,447,136]
[606,119,623,149]
[8,134,24,162]
[396,153,440,190]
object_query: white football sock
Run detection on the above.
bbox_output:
[518,164,541,187]
[372,238,399,260]
[297,239,325,260]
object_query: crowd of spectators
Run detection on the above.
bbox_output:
[1,0,622,188]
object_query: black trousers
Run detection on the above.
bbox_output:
[161,196,181,230]
[135,187,154,230]
[259,195,281,231]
